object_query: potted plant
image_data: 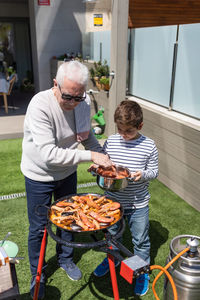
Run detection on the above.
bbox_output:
[100,77,109,91]
[89,60,110,90]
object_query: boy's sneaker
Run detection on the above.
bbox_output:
[93,257,120,277]
[30,272,46,299]
[134,273,150,296]
[60,262,82,281]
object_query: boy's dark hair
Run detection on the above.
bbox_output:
[114,100,143,128]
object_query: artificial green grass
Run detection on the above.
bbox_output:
[0,182,199,299]
[0,138,25,195]
[0,138,200,299]
[77,162,96,184]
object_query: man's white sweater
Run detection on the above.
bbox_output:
[21,89,102,181]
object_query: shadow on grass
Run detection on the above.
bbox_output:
[19,285,61,300]
[44,232,107,280]
[46,254,59,278]
[18,268,142,300]
[39,219,168,299]
[149,220,169,265]
[65,270,138,300]
[44,229,138,299]
[44,245,89,279]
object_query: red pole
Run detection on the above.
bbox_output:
[108,253,120,300]
[33,228,47,300]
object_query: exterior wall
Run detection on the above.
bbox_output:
[83,0,111,62]
[85,0,111,32]
[0,1,28,18]
[28,0,85,92]
[129,97,200,212]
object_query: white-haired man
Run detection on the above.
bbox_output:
[21,61,112,299]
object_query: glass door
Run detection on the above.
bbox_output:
[0,20,32,87]
[0,23,15,76]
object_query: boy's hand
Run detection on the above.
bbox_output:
[131,171,142,181]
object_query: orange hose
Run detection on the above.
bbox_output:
[150,247,190,300]
[150,265,178,300]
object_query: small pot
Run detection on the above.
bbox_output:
[90,165,134,192]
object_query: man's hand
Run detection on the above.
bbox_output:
[91,152,112,168]
[87,163,98,173]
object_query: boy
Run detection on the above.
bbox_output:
[93,100,159,296]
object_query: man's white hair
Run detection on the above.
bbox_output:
[56,60,89,88]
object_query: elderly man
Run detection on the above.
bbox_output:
[21,61,112,299]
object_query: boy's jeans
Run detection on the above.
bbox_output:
[25,172,77,275]
[108,206,150,264]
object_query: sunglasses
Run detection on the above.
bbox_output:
[58,85,86,102]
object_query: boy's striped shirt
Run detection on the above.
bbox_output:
[103,133,159,210]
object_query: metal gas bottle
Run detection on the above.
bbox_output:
[163,235,200,300]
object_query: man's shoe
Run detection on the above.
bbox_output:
[134,273,150,296]
[93,257,120,277]
[60,262,82,281]
[30,273,46,299]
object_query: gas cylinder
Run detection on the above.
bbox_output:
[163,235,200,300]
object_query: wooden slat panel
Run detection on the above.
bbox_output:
[158,150,200,192]
[129,0,200,28]
[158,171,200,211]
[142,107,200,145]
[143,121,200,173]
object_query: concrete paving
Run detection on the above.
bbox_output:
[0,115,25,140]
[0,89,33,140]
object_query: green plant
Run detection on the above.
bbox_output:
[99,77,109,85]
[99,77,110,91]
[89,60,109,79]
[89,66,95,79]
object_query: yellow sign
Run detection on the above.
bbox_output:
[94,14,103,26]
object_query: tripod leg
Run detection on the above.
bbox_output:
[108,253,120,300]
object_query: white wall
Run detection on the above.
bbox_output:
[85,0,111,32]
[29,0,85,91]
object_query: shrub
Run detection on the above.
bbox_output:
[89,60,109,79]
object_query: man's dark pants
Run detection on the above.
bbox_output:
[25,172,77,275]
